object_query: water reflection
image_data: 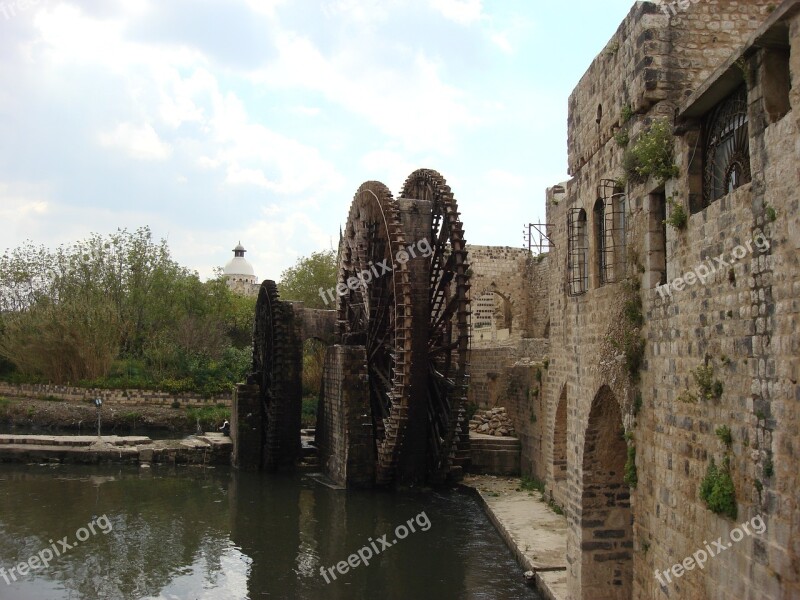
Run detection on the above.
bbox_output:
[0,464,539,599]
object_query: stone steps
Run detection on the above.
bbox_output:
[468,432,521,476]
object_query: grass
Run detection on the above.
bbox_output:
[186,406,230,430]
[519,476,545,494]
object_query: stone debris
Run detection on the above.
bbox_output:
[469,407,515,437]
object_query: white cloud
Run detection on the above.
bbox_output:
[490,31,513,54]
[98,122,172,161]
[254,33,478,154]
[430,0,483,25]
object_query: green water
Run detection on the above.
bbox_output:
[0,464,540,599]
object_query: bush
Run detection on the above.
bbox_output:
[700,458,737,519]
[623,118,679,183]
[665,196,688,230]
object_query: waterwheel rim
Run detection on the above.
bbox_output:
[337,181,412,486]
[400,168,471,479]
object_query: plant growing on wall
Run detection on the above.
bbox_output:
[622,118,680,183]
[664,196,688,230]
[624,444,638,488]
[700,456,737,519]
[678,360,724,402]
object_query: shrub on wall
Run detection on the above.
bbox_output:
[623,118,680,183]
[700,457,737,519]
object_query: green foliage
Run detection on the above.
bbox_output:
[278,250,337,309]
[614,129,630,147]
[535,367,543,383]
[765,204,777,222]
[665,196,688,230]
[633,391,643,416]
[301,396,317,429]
[186,405,230,430]
[547,498,565,515]
[763,455,774,478]
[612,280,646,381]
[519,476,545,494]
[624,445,638,488]
[700,458,737,519]
[692,363,724,401]
[302,339,326,398]
[623,118,680,183]
[621,104,634,124]
[0,228,255,394]
[715,425,733,448]
[542,358,549,370]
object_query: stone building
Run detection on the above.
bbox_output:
[514,1,800,599]
[224,242,260,297]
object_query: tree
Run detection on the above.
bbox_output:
[0,227,255,388]
[277,250,337,309]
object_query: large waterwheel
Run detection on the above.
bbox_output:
[337,181,413,486]
[399,169,471,482]
[251,280,301,470]
[337,171,470,486]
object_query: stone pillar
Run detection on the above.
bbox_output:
[231,383,262,470]
[395,198,432,486]
[316,345,374,488]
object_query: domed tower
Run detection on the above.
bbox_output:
[224,242,259,296]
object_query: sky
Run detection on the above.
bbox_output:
[0,0,637,281]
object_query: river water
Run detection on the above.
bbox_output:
[0,464,540,599]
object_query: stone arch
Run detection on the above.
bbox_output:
[580,385,632,600]
[471,286,515,343]
[551,384,568,506]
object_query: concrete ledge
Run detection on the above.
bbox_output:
[0,434,232,466]
[461,474,568,600]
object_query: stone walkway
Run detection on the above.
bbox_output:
[461,474,568,600]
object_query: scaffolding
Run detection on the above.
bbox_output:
[523,222,554,255]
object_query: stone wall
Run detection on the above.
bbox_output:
[0,382,231,408]
[468,245,533,340]
[537,2,795,599]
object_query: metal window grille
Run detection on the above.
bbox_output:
[598,179,626,284]
[567,208,588,296]
[703,85,751,205]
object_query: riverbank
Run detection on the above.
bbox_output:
[0,394,227,433]
[461,474,568,600]
[0,433,232,465]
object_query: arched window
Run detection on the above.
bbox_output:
[567,208,588,296]
[596,179,626,285]
[703,85,750,207]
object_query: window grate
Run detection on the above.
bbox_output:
[703,85,751,205]
[598,179,626,284]
[567,208,588,296]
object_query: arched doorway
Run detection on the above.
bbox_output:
[580,385,632,600]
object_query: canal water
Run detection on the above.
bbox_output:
[0,464,540,599]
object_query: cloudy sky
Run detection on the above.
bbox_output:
[1,0,634,280]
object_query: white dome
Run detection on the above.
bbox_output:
[224,256,255,276]
[223,242,255,277]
